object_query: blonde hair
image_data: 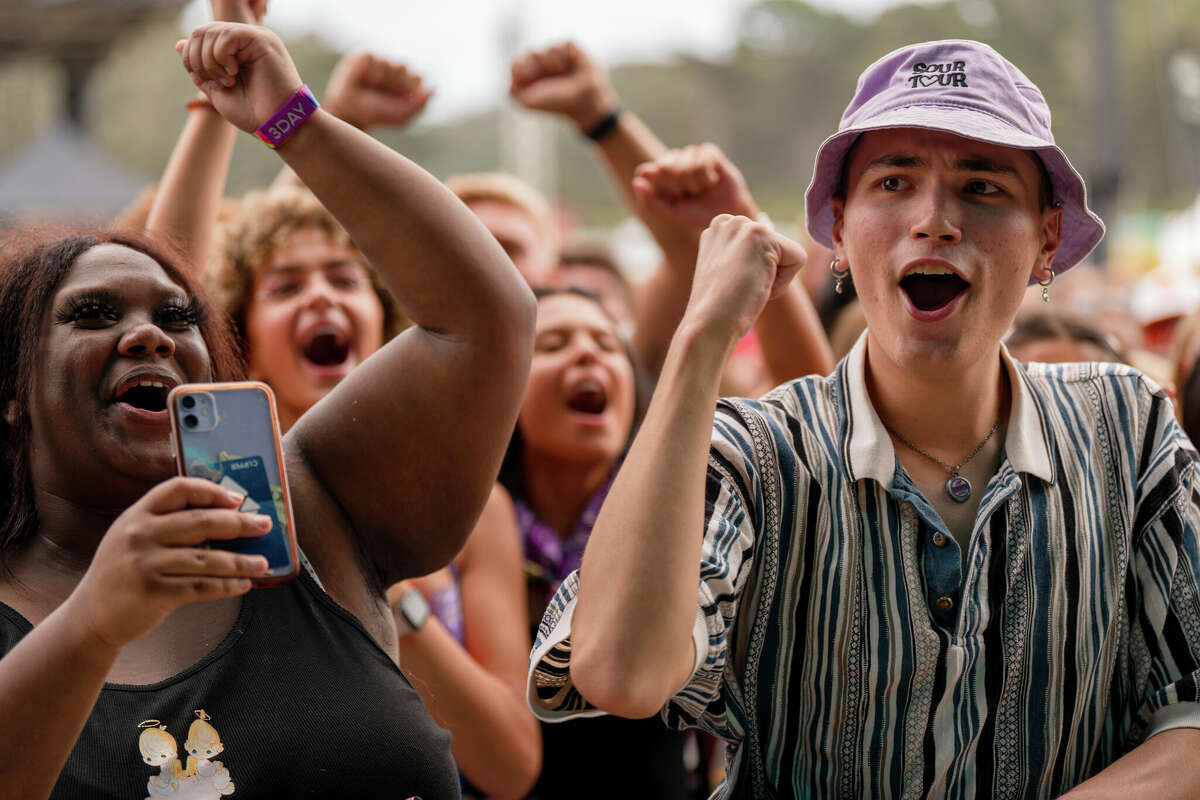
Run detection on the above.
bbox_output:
[211,185,404,345]
[445,172,559,259]
[137,721,178,763]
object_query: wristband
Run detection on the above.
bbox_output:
[186,95,213,113]
[583,106,622,142]
[254,86,320,149]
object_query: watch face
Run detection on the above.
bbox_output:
[398,588,431,632]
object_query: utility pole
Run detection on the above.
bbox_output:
[498,0,557,199]
[1090,0,1119,266]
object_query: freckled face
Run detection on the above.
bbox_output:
[833,129,1060,376]
[518,294,635,466]
[29,244,212,504]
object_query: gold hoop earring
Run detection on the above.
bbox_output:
[830,258,851,294]
[1038,267,1054,303]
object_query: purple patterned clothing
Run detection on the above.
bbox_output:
[514,468,616,627]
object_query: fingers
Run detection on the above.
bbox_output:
[153,507,273,547]
[767,233,807,299]
[141,476,246,514]
[635,144,727,200]
[510,41,577,89]
[178,22,282,91]
[201,27,237,88]
[152,546,268,579]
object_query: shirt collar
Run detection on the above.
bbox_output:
[839,332,1056,489]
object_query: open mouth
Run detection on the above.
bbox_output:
[565,379,608,416]
[300,327,352,368]
[114,376,174,413]
[900,271,970,312]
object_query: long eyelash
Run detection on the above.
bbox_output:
[158,297,209,326]
[55,291,119,324]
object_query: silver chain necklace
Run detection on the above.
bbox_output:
[881,417,1001,502]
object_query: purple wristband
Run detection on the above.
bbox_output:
[254,86,319,149]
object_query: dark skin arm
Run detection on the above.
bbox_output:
[179,24,534,640]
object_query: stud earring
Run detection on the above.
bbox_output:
[830,258,851,294]
[1038,267,1054,303]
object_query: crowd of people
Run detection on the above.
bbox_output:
[1,3,1199,799]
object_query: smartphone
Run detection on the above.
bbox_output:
[167,381,299,586]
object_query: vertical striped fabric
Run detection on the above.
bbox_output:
[529,336,1200,799]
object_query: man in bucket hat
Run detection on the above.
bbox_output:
[528,40,1200,797]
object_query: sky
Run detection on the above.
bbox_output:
[181,0,935,122]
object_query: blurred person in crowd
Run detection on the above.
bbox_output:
[497,286,710,799]
[1006,308,1129,364]
[447,172,560,287]
[528,39,1200,798]
[144,8,541,796]
[558,237,636,336]
[0,20,534,799]
[828,298,868,362]
[510,42,834,389]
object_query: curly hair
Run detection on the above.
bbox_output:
[0,228,244,567]
[210,185,405,350]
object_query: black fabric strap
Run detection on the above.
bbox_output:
[584,106,623,141]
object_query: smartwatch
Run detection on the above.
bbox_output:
[394,587,431,636]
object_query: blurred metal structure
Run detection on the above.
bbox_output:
[0,0,185,222]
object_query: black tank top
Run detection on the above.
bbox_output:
[0,567,461,799]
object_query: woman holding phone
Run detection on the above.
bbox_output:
[0,21,533,800]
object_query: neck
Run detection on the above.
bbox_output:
[864,333,1010,464]
[520,450,614,537]
[4,488,124,602]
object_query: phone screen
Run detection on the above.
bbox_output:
[169,382,299,583]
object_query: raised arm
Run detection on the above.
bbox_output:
[270,51,432,191]
[511,42,667,219]
[569,215,805,717]
[144,0,264,275]
[389,485,540,800]
[178,24,535,582]
[510,43,706,278]
[630,144,833,380]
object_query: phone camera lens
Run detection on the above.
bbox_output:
[181,395,196,410]
[184,414,199,428]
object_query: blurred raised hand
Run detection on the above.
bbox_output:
[632,143,760,234]
[510,41,618,131]
[323,52,432,131]
[210,0,266,24]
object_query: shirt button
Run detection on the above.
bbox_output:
[936,596,954,611]
[932,532,949,547]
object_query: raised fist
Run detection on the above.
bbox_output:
[510,42,617,131]
[632,143,760,233]
[323,52,432,131]
[685,214,806,342]
[176,22,303,134]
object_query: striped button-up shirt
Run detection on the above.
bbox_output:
[529,335,1200,799]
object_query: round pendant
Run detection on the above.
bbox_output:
[946,475,972,503]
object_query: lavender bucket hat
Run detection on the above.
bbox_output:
[804,39,1105,277]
